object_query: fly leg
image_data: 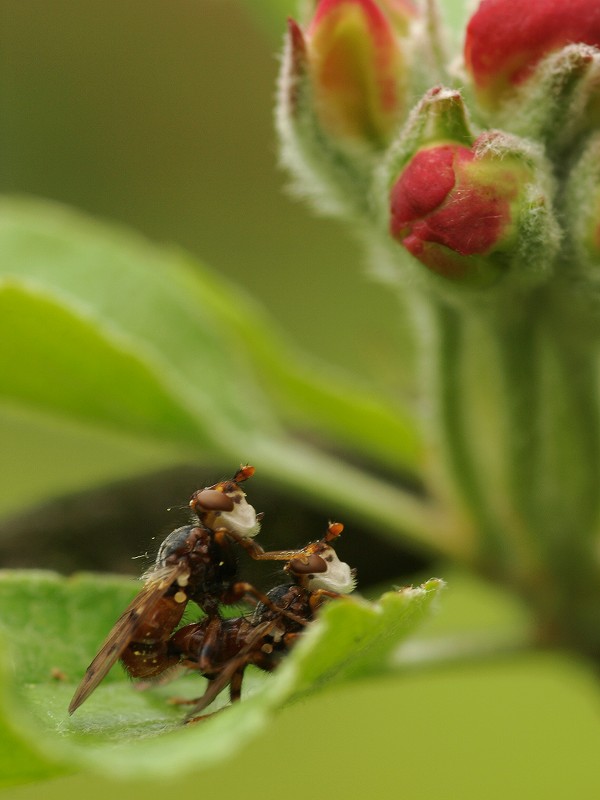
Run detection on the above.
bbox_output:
[225,581,309,628]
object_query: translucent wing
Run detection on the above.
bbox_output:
[68,563,188,714]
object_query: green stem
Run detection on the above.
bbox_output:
[250,435,469,560]
[422,284,600,657]
[480,301,549,578]
[417,299,499,564]
[417,283,600,628]
[533,290,600,543]
[489,289,600,585]
[524,289,600,656]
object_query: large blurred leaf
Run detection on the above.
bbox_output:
[0,198,438,551]
[0,403,186,520]
[0,198,277,450]
[0,571,444,785]
[0,286,210,447]
[0,197,421,465]
[193,258,422,473]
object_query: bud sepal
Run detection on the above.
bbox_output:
[378,87,474,184]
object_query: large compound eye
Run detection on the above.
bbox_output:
[192,489,235,512]
[191,481,260,539]
[289,553,328,575]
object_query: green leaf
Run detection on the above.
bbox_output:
[0,198,440,555]
[0,570,444,785]
[0,286,208,448]
[0,403,186,521]
[0,197,421,472]
[0,197,278,454]
[191,258,422,472]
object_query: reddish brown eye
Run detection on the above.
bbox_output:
[289,554,327,575]
[192,489,235,512]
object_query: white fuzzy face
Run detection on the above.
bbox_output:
[306,546,356,594]
[216,492,261,539]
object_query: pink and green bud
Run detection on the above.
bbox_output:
[389,133,556,285]
[464,0,600,108]
[277,0,413,215]
[377,88,474,210]
[304,0,407,149]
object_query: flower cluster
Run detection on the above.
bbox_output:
[277,0,599,293]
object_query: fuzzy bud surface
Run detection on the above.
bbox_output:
[389,138,534,283]
[464,0,600,107]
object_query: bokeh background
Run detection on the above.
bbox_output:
[2,1,600,797]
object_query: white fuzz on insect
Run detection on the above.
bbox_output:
[218,494,261,539]
[307,546,356,594]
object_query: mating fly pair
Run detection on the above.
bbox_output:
[68,466,356,719]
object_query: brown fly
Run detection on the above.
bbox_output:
[68,466,307,715]
[170,521,357,721]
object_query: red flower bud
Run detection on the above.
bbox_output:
[389,137,536,283]
[464,0,600,106]
[306,0,407,148]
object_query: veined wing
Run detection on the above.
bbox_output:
[68,563,189,714]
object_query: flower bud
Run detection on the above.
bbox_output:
[388,132,558,286]
[277,1,411,216]
[306,0,407,149]
[465,0,600,109]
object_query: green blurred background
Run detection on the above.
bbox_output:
[2,0,401,379]
[2,1,600,797]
